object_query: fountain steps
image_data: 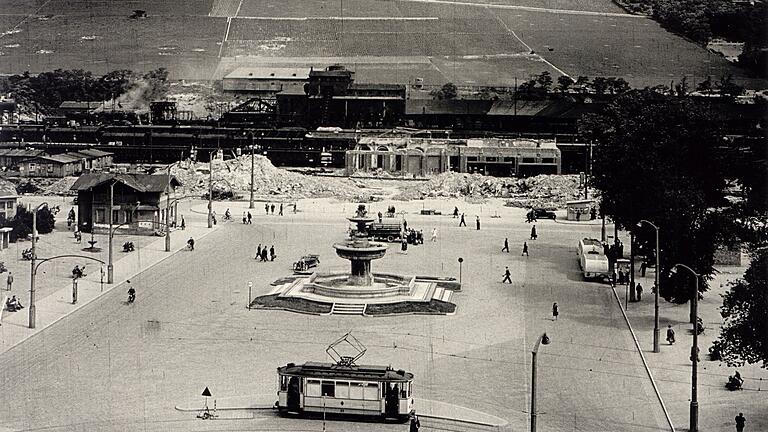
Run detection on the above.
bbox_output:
[331,303,367,316]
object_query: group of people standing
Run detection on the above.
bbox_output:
[264,203,284,216]
[255,244,277,262]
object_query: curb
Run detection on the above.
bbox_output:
[610,285,676,432]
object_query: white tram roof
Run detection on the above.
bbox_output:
[278,362,413,382]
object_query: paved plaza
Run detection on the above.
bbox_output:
[0,196,764,432]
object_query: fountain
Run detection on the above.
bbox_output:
[254,204,461,316]
[332,205,388,286]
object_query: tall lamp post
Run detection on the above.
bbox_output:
[107,181,116,284]
[165,162,180,252]
[531,332,551,432]
[672,263,699,432]
[638,219,661,353]
[29,202,48,328]
[207,150,216,228]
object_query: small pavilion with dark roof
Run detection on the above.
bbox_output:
[70,173,181,234]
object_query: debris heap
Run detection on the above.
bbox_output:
[393,172,591,208]
[171,155,370,201]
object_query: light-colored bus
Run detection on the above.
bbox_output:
[577,238,609,279]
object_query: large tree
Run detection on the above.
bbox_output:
[579,89,731,302]
[711,249,768,368]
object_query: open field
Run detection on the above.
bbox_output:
[0,0,764,87]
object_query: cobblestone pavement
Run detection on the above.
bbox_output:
[1,196,742,432]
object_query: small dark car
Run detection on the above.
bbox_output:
[529,208,556,220]
[293,254,320,273]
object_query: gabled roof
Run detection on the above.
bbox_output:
[0,178,18,198]
[0,148,46,158]
[31,154,82,164]
[70,173,181,193]
[71,149,113,158]
[405,99,493,115]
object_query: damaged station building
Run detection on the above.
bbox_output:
[345,136,561,177]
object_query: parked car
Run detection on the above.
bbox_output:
[533,208,557,219]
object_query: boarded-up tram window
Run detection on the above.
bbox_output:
[306,380,321,397]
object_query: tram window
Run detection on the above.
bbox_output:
[280,376,288,391]
[349,382,364,400]
[306,380,321,397]
[321,381,335,397]
[335,382,349,399]
[364,383,379,400]
[400,383,408,398]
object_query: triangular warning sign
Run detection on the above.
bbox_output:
[202,387,212,397]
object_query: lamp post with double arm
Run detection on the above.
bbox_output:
[672,263,699,432]
[638,219,661,353]
[28,202,48,328]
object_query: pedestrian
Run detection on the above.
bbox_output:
[430,227,438,242]
[256,244,262,260]
[502,266,512,283]
[401,237,408,255]
[522,242,529,256]
[270,245,276,261]
[403,219,408,231]
[242,212,247,224]
[293,202,298,213]
[690,346,700,362]
[180,216,186,230]
[378,211,383,223]
[270,204,275,215]
[409,410,421,432]
[502,238,509,252]
[212,214,217,225]
[476,216,480,230]
[618,270,625,285]
[247,211,252,224]
[666,325,675,344]
[279,203,283,216]
[75,230,82,243]
[735,412,746,432]
[6,271,12,291]
[187,237,195,251]
[459,213,466,227]
[640,261,647,277]
[636,283,643,301]
[261,248,268,262]
[453,206,459,218]
[265,203,269,215]
[576,212,581,222]
[530,225,537,240]
[734,370,743,386]
[552,302,559,320]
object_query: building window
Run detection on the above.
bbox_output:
[95,209,106,224]
[29,163,36,171]
[522,157,536,163]
[6,201,13,209]
[542,158,555,164]
[466,156,478,162]
[485,157,498,162]
[504,157,515,162]
[47,165,54,172]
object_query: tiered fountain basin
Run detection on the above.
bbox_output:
[290,271,419,301]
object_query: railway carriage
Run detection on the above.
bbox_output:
[277,361,414,421]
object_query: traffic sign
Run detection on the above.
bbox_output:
[202,387,212,397]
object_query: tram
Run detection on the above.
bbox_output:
[276,333,414,421]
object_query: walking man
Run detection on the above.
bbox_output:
[247,211,252,224]
[666,325,675,345]
[261,248,268,262]
[475,216,480,230]
[242,212,247,224]
[403,219,408,231]
[430,227,438,242]
[265,203,269,215]
[270,245,276,261]
[256,244,262,260]
[378,211,383,223]
[522,242,529,256]
[270,204,275,215]
[735,412,746,432]
[636,283,643,301]
[180,216,186,230]
[640,261,647,277]
[502,238,509,253]
[530,225,537,240]
[453,207,459,218]
[410,410,421,432]
[401,237,408,255]
[6,271,12,291]
[459,213,466,227]
[502,266,512,283]
[279,203,283,216]
[552,302,559,320]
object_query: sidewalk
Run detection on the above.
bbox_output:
[0,206,217,356]
[621,259,768,431]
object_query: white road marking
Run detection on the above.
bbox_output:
[394,0,644,18]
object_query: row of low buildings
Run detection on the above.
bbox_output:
[0,148,113,177]
[345,137,561,177]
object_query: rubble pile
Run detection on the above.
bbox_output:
[171,155,369,201]
[393,172,589,208]
[42,177,79,195]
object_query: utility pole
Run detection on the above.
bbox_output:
[249,132,255,209]
[107,181,114,284]
[29,202,48,328]
[208,150,214,228]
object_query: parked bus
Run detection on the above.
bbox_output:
[577,238,609,280]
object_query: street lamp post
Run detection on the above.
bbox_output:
[208,150,215,228]
[531,332,551,432]
[165,162,179,252]
[638,219,661,353]
[29,202,48,328]
[457,257,463,284]
[107,181,115,284]
[672,263,699,432]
